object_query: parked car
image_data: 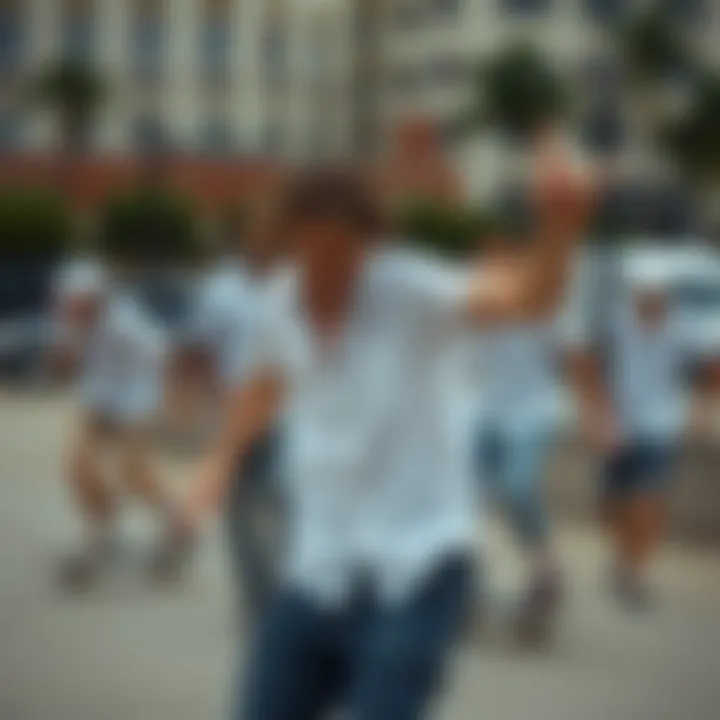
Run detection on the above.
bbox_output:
[0,265,55,381]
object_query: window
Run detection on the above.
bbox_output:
[0,111,20,152]
[393,65,422,97]
[660,0,706,22]
[199,118,234,154]
[583,103,625,154]
[62,0,94,62]
[583,0,626,22]
[133,114,166,153]
[582,57,622,100]
[431,0,461,18]
[500,0,552,16]
[262,26,287,87]
[200,1,231,82]
[263,122,283,155]
[132,1,164,81]
[393,1,423,29]
[0,1,24,73]
[430,56,467,86]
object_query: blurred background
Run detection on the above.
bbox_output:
[1,2,720,720]
[1,0,720,368]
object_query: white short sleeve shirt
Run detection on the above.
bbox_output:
[80,294,167,422]
[609,303,692,442]
[190,264,278,388]
[470,323,560,436]
[249,247,479,606]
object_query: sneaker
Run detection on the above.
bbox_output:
[149,526,196,585]
[58,540,114,592]
[515,565,563,647]
[610,565,655,613]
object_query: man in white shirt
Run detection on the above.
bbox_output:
[187,161,591,720]
[51,260,183,589]
[566,254,719,609]
[472,238,565,642]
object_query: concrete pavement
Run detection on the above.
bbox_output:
[1,392,720,720]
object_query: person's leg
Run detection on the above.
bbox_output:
[240,590,346,720]
[117,423,193,581]
[60,414,117,589]
[67,415,116,525]
[118,424,175,516]
[225,432,284,620]
[347,555,473,720]
[609,445,674,609]
[499,431,562,642]
[499,431,553,554]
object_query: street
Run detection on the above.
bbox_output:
[1,391,719,720]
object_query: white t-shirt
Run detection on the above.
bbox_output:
[190,263,276,388]
[470,323,560,436]
[80,294,167,422]
[609,302,692,442]
[248,247,478,606]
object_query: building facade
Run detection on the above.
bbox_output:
[1,1,719,201]
[361,0,720,198]
[0,0,353,160]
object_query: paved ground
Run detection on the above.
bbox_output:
[1,391,720,720]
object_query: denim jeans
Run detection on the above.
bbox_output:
[239,554,473,720]
[477,427,552,547]
[224,431,284,620]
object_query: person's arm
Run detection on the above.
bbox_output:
[44,304,84,381]
[185,369,284,525]
[684,359,720,445]
[463,153,595,324]
[564,348,619,453]
[184,283,289,526]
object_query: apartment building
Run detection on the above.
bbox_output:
[0,0,353,160]
[361,0,720,198]
[1,1,718,199]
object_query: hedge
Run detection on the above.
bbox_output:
[0,189,75,262]
[97,188,202,265]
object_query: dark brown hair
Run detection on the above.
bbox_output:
[279,166,386,237]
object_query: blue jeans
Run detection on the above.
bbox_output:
[225,432,284,619]
[239,554,473,720]
[477,427,552,547]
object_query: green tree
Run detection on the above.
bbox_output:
[476,44,566,141]
[662,75,720,237]
[618,8,694,137]
[34,58,106,154]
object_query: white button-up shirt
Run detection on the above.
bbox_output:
[248,247,478,606]
[80,294,167,422]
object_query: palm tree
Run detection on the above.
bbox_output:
[618,7,695,140]
[662,75,720,238]
[476,43,566,142]
[34,57,106,155]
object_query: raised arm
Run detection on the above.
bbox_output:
[463,151,595,324]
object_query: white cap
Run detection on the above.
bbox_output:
[53,258,107,301]
[622,250,672,293]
